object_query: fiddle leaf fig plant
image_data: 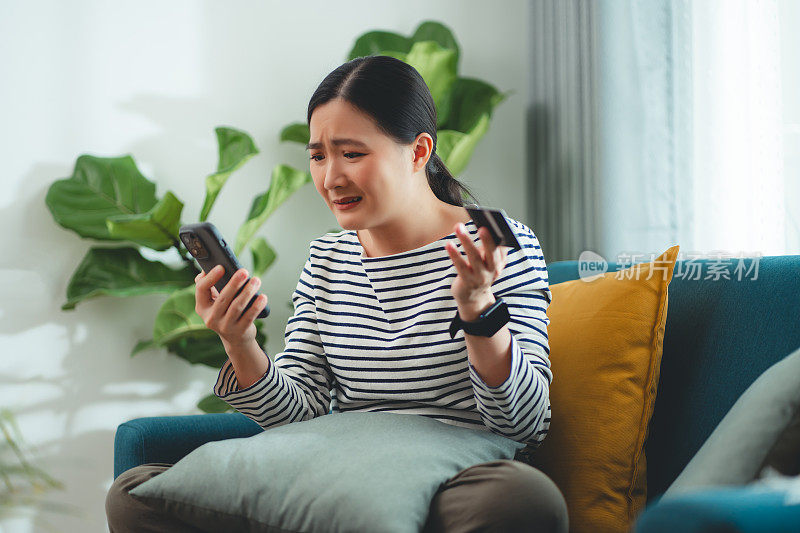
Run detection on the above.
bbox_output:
[46,19,508,415]
[47,128,311,414]
[199,128,259,222]
[281,20,510,178]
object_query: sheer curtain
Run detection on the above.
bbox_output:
[690,0,786,256]
[596,0,693,262]
[600,0,794,260]
[529,0,797,263]
[598,0,789,261]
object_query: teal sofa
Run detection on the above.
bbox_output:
[113,255,800,531]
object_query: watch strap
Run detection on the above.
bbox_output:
[449,298,510,338]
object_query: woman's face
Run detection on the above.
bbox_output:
[307,97,431,230]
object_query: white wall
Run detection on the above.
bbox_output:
[780,0,800,251]
[0,1,531,531]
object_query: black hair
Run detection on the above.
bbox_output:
[307,55,480,207]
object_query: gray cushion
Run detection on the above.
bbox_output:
[663,346,800,499]
[130,411,525,533]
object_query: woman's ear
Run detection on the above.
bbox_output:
[411,133,434,171]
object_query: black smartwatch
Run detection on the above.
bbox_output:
[449,298,510,338]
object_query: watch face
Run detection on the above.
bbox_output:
[463,299,510,337]
[479,299,504,318]
[449,299,510,338]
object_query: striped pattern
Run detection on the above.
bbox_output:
[214,216,553,446]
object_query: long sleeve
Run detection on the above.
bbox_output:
[212,253,334,430]
[467,221,553,447]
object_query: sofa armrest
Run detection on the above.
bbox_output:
[113,412,263,479]
[633,484,800,532]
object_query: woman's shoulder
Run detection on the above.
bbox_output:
[502,216,544,256]
[503,215,535,239]
[306,229,361,261]
[316,228,353,243]
[497,216,551,299]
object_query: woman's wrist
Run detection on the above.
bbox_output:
[223,338,270,390]
[222,336,260,355]
[457,292,497,322]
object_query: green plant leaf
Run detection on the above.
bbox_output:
[405,41,458,128]
[105,191,184,251]
[380,50,408,61]
[163,326,266,368]
[442,77,509,133]
[437,112,491,176]
[45,154,158,241]
[131,338,157,356]
[163,329,229,367]
[410,21,460,67]
[279,123,310,146]
[250,237,276,278]
[151,286,206,346]
[196,393,233,414]
[149,285,269,364]
[62,246,197,310]
[199,127,259,222]
[234,164,312,255]
[348,30,412,60]
[345,22,460,127]
[150,284,268,367]
[1,408,66,516]
[433,78,510,176]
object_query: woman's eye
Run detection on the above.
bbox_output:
[309,153,364,162]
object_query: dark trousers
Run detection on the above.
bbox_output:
[106,459,568,533]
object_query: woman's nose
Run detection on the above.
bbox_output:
[323,163,348,190]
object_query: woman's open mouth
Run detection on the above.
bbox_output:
[333,197,362,210]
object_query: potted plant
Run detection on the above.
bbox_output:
[45,20,510,413]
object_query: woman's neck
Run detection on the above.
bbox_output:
[357,203,471,258]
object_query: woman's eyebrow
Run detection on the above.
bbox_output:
[305,138,368,150]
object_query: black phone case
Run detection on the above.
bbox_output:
[179,222,270,319]
[464,204,522,250]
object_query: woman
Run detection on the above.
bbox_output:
[106,55,568,532]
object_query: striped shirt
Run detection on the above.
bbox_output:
[213,216,553,447]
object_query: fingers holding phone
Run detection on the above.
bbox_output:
[195,265,269,348]
[180,222,270,320]
[194,267,221,308]
[182,222,271,350]
[222,268,266,323]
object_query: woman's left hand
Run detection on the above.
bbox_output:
[445,223,509,307]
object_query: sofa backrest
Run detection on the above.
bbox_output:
[546,255,800,502]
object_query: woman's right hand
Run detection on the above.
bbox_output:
[194,265,269,350]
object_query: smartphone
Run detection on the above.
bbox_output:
[464,204,522,250]
[179,222,270,319]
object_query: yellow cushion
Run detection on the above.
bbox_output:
[530,245,679,532]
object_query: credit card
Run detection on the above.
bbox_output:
[464,204,522,249]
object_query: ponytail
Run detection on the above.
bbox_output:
[425,151,480,207]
